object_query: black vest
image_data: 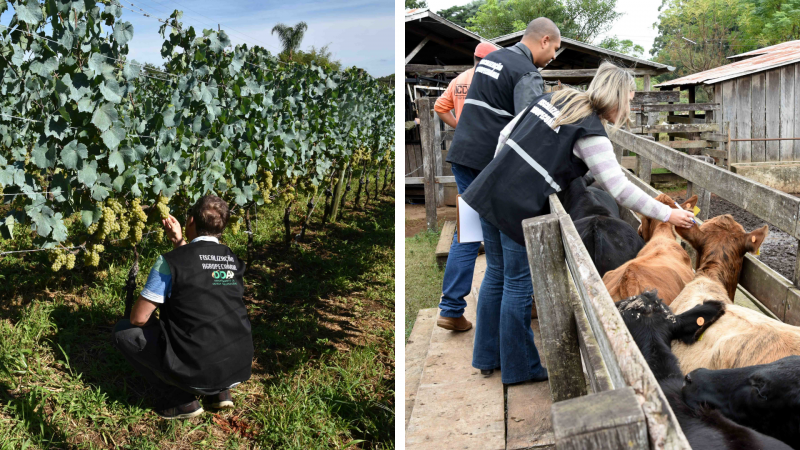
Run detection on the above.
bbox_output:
[462,93,608,246]
[446,45,539,171]
[160,240,253,389]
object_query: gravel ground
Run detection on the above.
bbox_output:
[674,194,798,281]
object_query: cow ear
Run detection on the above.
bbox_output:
[672,300,726,344]
[744,225,769,255]
[749,374,771,400]
[675,220,704,249]
[681,195,698,211]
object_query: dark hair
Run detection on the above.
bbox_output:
[474,56,483,66]
[190,195,230,238]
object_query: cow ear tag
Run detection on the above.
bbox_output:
[696,317,704,326]
[752,235,760,255]
[693,206,700,215]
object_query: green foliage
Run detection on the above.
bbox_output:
[0,1,395,270]
[290,44,342,72]
[651,0,754,81]
[271,21,308,60]
[405,0,427,8]
[598,36,645,58]
[437,0,485,28]
[744,0,800,44]
[467,0,621,41]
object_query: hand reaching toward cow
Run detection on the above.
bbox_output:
[668,208,696,228]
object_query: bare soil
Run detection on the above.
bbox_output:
[405,202,457,237]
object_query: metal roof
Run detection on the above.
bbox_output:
[655,40,800,88]
[490,30,674,73]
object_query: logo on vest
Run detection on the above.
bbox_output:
[476,59,503,80]
[200,254,239,286]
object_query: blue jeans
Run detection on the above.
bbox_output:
[439,162,482,318]
[472,218,546,384]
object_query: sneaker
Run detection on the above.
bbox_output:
[207,389,235,409]
[436,315,472,331]
[155,399,204,420]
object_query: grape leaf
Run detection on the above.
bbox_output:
[101,124,126,150]
[113,21,134,46]
[92,102,118,131]
[107,149,125,173]
[99,79,123,103]
[60,140,88,170]
[15,0,43,26]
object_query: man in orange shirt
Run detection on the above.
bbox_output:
[434,42,500,129]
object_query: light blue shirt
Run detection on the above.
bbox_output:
[140,236,219,303]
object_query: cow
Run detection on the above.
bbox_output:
[663,215,800,374]
[617,291,792,450]
[561,175,644,277]
[683,356,800,449]
[602,194,697,305]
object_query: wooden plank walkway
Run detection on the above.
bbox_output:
[405,255,554,449]
[406,308,437,429]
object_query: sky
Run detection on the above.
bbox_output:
[2,0,395,77]
[424,0,663,57]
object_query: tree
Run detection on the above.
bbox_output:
[292,44,343,72]
[406,0,427,8]
[598,36,645,58]
[467,0,621,42]
[438,1,485,28]
[650,0,755,81]
[740,0,800,47]
[271,21,308,60]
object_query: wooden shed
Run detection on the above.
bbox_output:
[655,40,800,164]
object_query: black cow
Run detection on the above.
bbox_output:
[683,356,800,449]
[617,291,792,449]
[562,175,643,277]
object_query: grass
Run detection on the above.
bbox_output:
[404,230,443,340]
[0,182,395,449]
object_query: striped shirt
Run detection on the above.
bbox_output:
[573,136,672,222]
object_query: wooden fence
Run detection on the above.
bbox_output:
[524,194,691,449]
[406,97,455,231]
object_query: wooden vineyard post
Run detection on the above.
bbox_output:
[522,214,586,402]
[330,160,349,222]
[417,97,438,231]
[552,387,648,450]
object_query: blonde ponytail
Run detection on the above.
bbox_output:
[550,61,636,132]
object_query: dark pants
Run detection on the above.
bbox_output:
[111,319,225,406]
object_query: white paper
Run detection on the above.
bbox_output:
[457,196,483,243]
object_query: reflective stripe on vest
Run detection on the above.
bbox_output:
[463,99,513,117]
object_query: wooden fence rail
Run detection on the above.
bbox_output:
[523,194,691,449]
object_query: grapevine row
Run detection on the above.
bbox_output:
[0,1,395,270]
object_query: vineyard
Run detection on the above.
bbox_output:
[0,0,395,448]
[0,0,395,268]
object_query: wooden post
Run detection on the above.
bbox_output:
[552,387,648,450]
[795,241,800,288]
[417,97,437,231]
[330,160,349,222]
[637,136,653,185]
[523,214,587,402]
[433,113,444,207]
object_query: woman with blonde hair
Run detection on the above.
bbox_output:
[461,61,696,384]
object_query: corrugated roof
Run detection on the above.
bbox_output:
[655,40,800,88]
[405,8,490,44]
[490,30,674,72]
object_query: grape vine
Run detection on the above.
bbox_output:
[0,0,395,270]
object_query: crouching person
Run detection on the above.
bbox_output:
[111,195,254,419]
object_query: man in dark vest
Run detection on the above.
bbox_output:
[111,195,254,419]
[436,17,561,331]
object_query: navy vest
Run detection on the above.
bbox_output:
[462,93,608,245]
[160,240,253,389]
[447,45,539,171]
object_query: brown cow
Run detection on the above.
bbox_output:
[602,194,697,305]
[667,214,783,373]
